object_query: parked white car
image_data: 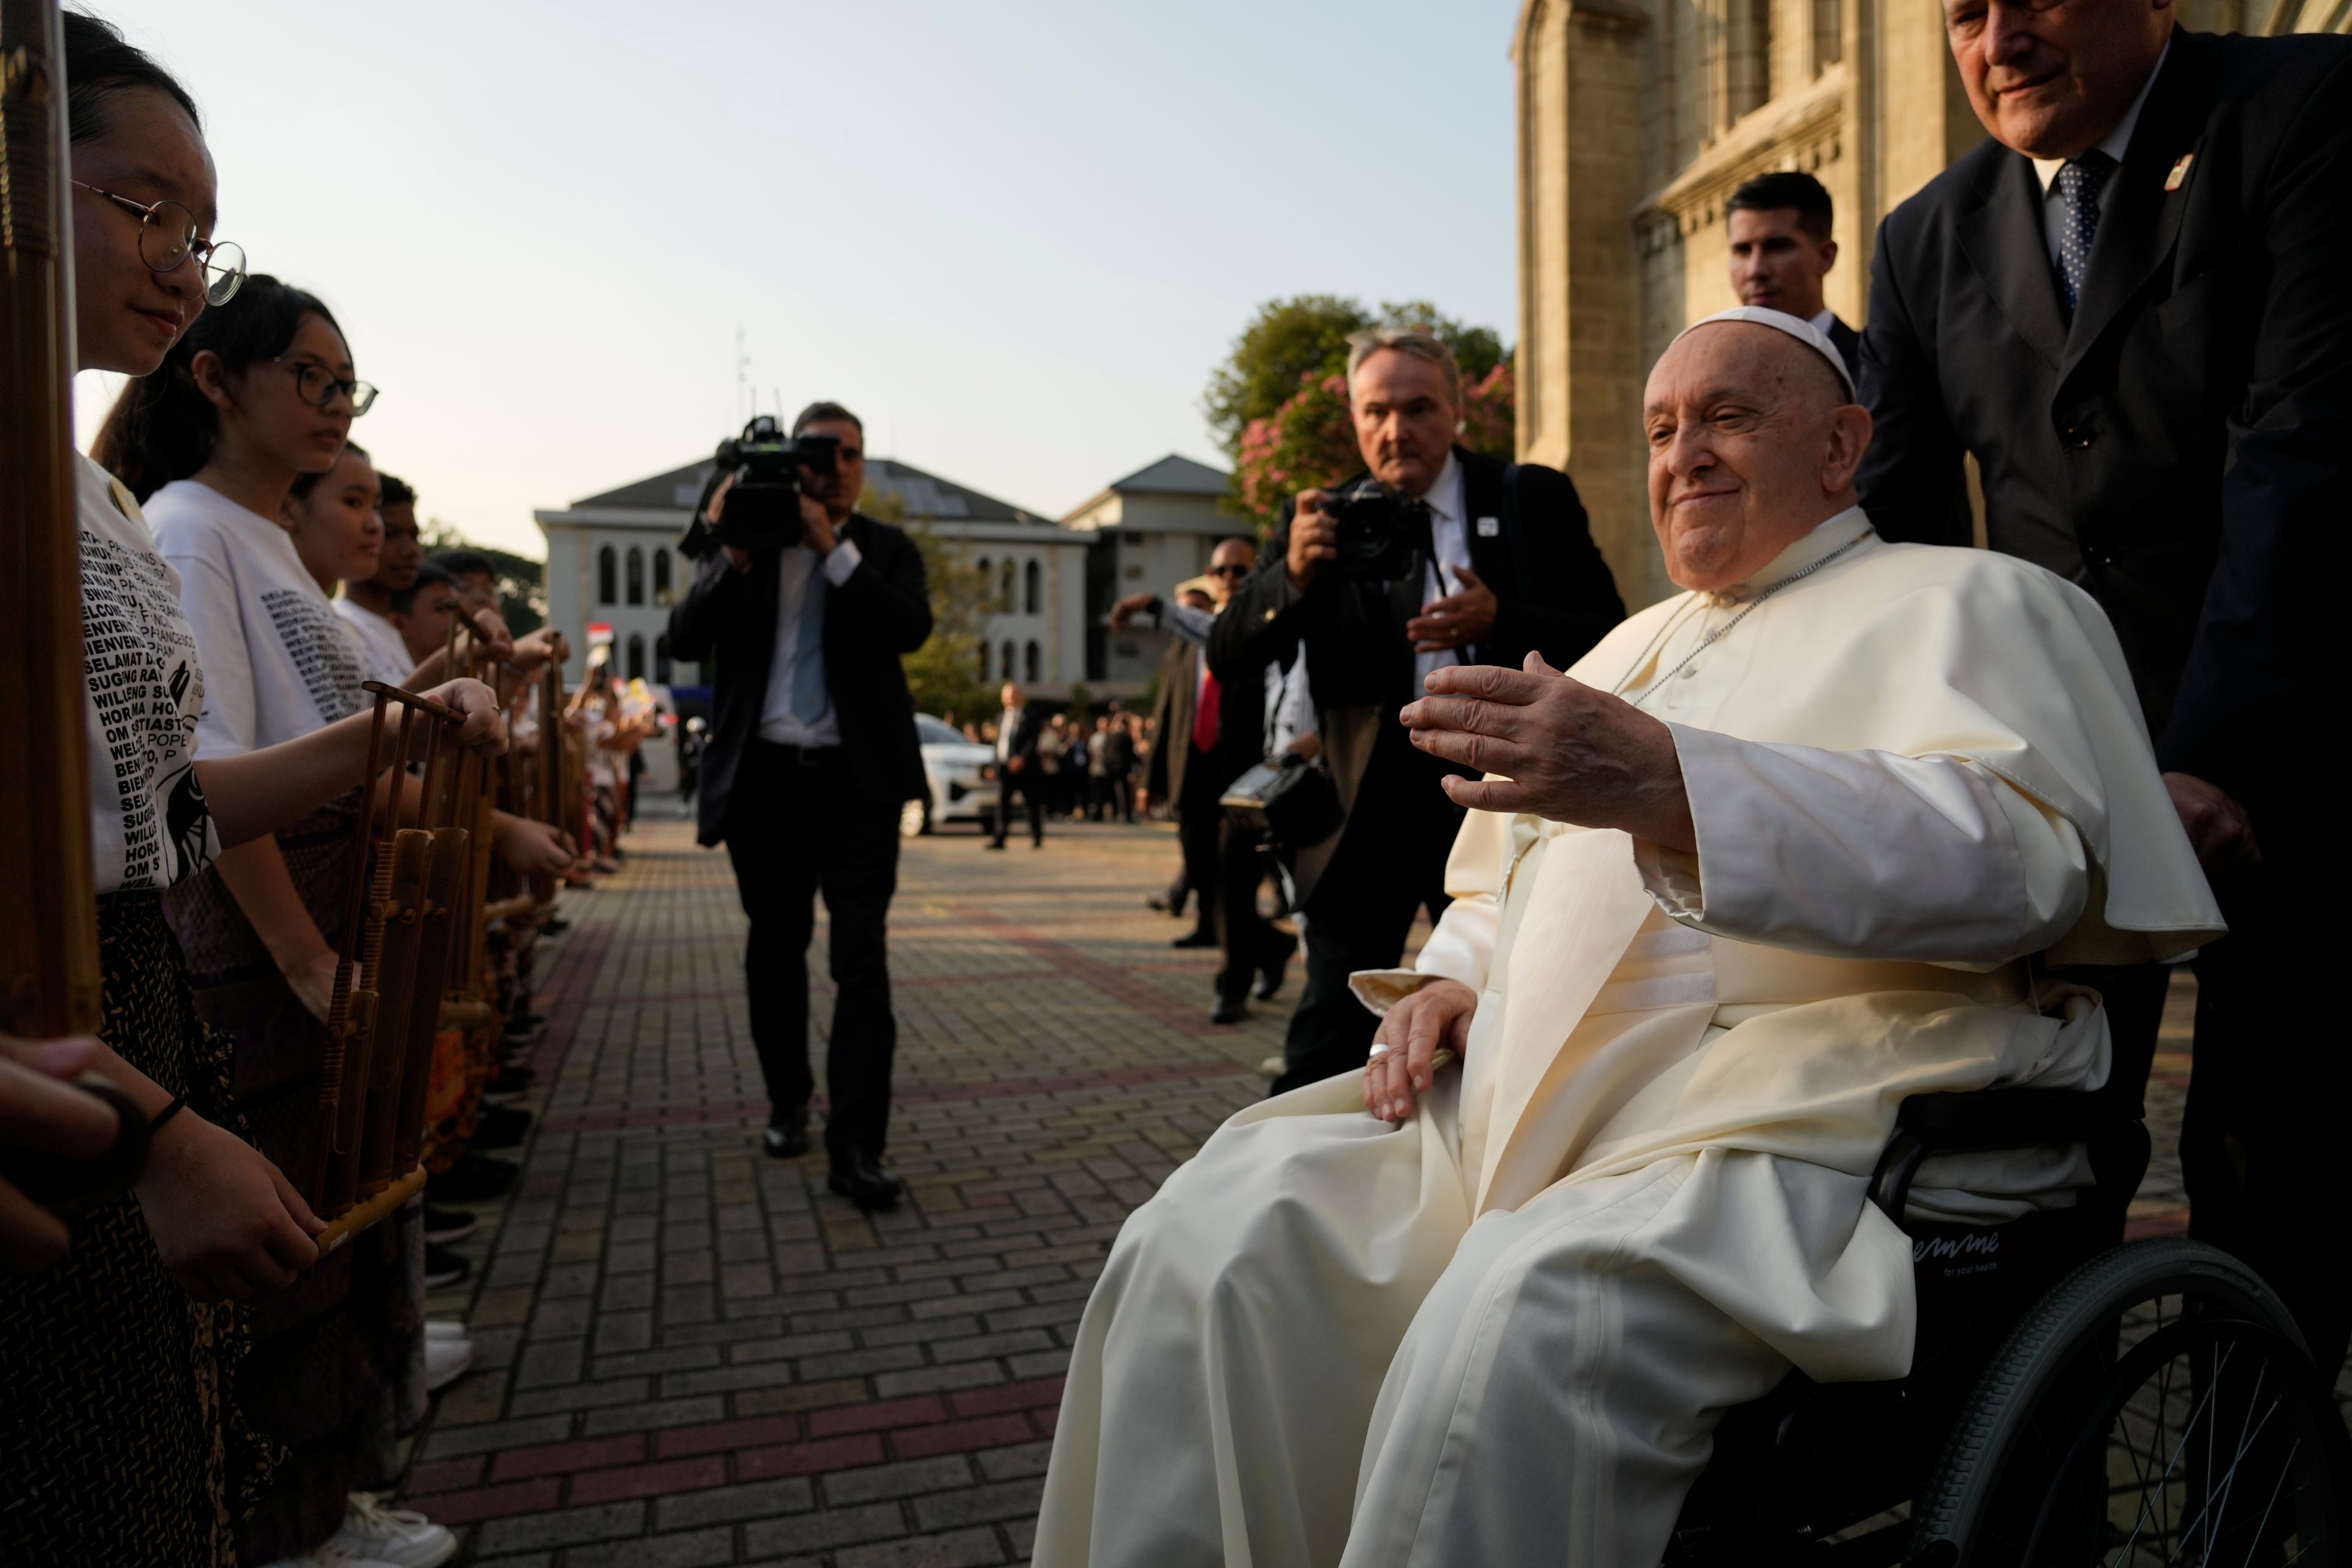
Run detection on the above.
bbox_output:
[903,714,997,837]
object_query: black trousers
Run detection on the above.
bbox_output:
[1275,737,1464,1095]
[722,741,900,1159]
[1213,819,1291,1005]
[1176,772,1223,944]
[992,767,1042,846]
[2180,861,2350,1379]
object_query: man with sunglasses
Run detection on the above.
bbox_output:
[1212,327,1624,1093]
[1136,538,1294,1022]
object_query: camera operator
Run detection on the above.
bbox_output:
[1211,327,1624,1093]
[666,402,932,1211]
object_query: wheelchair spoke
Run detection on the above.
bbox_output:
[2237,1438,2304,1568]
[2107,1340,2233,1564]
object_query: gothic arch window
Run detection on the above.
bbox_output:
[597,545,617,605]
[1023,640,1041,684]
[652,548,673,606]
[977,641,990,681]
[999,559,1017,614]
[654,634,673,685]
[626,632,646,681]
[1024,559,1042,615]
[625,546,646,606]
[1001,639,1017,683]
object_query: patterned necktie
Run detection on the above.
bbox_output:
[2053,151,2116,318]
[791,556,829,722]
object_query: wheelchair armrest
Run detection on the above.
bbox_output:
[1871,1088,2142,1223]
[1895,1087,2135,1147]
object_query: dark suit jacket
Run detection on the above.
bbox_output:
[997,704,1045,766]
[1145,625,1265,807]
[1858,28,2352,823]
[667,513,933,845]
[1210,447,1623,896]
[1823,315,1861,385]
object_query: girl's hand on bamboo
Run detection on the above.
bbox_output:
[137,1115,321,1300]
[419,678,508,758]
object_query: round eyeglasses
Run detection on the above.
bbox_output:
[274,356,379,416]
[72,181,245,307]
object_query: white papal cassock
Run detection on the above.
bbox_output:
[1033,510,2225,1567]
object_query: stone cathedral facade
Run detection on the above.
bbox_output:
[1512,0,2352,608]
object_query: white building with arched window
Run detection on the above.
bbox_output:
[537,452,1091,699]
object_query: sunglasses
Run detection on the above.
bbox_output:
[1208,564,1252,578]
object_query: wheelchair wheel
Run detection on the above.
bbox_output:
[1912,1239,2351,1566]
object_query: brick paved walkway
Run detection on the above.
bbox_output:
[404,807,2344,1567]
[408,809,1300,1567]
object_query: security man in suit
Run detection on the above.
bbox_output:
[1141,540,1291,1022]
[1856,0,2352,1374]
[1727,170,1861,374]
[988,682,1046,850]
[668,401,932,1210]
[1213,326,1623,1093]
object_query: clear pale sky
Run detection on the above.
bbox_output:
[74,1,1523,557]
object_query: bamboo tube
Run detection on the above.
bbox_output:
[0,0,101,1038]
[356,829,432,1195]
[391,821,468,1175]
[315,1164,425,1254]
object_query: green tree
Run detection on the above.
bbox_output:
[1202,296,1510,458]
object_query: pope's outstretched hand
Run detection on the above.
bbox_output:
[1401,654,1697,853]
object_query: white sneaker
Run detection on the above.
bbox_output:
[423,1319,469,1341]
[257,1542,401,1568]
[333,1494,456,1568]
[423,1332,473,1392]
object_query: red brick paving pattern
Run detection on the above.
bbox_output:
[408,812,1284,1566]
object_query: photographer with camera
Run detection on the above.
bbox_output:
[1211,327,1623,1093]
[667,402,932,1211]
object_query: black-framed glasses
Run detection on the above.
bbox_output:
[274,356,379,415]
[1207,563,1252,578]
[71,181,244,306]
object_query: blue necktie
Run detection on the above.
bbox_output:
[792,557,828,722]
[2053,151,2115,318]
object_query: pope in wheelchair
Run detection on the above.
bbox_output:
[1028,311,2331,1566]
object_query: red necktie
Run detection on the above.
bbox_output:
[1191,665,1222,753]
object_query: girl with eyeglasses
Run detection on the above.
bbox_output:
[1,15,502,1568]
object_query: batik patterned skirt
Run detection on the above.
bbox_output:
[0,891,266,1567]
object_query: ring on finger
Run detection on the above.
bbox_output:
[1367,1043,1392,1060]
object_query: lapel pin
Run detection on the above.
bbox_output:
[2164,153,2195,192]
[1476,516,1501,537]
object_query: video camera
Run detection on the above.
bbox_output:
[1317,477,1428,582]
[679,415,841,559]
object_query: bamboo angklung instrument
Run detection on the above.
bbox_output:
[309,682,471,1229]
[0,0,102,1038]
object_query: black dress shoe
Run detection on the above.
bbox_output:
[1210,993,1249,1026]
[1171,930,1219,949]
[1254,949,1290,1001]
[422,1205,478,1244]
[423,1243,472,1289]
[427,1153,518,1204]
[827,1152,903,1211]
[486,1064,536,1097]
[472,1103,533,1149]
[763,1121,812,1159]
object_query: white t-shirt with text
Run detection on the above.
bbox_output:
[77,456,217,894]
[148,478,370,758]
[334,595,412,685]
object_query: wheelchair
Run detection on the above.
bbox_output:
[1665,1057,2351,1566]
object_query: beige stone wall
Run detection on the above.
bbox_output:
[1515,0,2350,610]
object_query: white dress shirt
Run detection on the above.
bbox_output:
[2028,42,2167,268]
[756,535,862,746]
[1412,450,1476,695]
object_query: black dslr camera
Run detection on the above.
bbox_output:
[679,415,840,558]
[1317,477,1425,582]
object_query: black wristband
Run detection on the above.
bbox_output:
[148,1095,187,1134]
